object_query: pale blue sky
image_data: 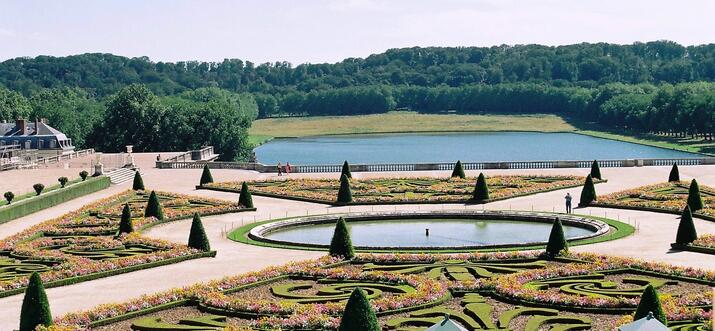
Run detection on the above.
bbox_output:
[1,0,713,64]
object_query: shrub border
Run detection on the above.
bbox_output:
[228,213,634,254]
[591,202,715,223]
[0,176,111,224]
[197,179,606,206]
[670,243,715,256]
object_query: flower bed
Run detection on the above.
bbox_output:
[0,189,252,297]
[594,181,715,220]
[202,175,598,205]
[53,252,713,330]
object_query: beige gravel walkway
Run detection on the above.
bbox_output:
[0,160,715,329]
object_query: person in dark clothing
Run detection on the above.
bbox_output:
[277,162,283,176]
[565,193,572,213]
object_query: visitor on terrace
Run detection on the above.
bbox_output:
[285,162,291,175]
[565,193,572,214]
[277,162,283,176]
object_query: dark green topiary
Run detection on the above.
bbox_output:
[33,183,44,196]
[578,174,597,206]
[199,164,214,186]
[590,160,602,180]
[451,160,465,179]
[118,204,134,235]
[634,284,667,325]
[545,217,568,256]
[58,176,69,188]
[341,161,352,179]
[239,182,254,208]
[687,179,703,211]
[188,213,210,251]
[133,171,145,191]
[329,217,355,259]
[337,174,353,204]
[668,164,680,182]
[675,205,698,245]
[473,172,489,200]
[4,191,14,204]
[338,288,379,331]
[19,272,52,331]
[144,190,164,220]
[79,170,89,181]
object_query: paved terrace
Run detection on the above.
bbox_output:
[0,154,714,329]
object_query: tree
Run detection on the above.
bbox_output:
[337,174,353,204]
[144,191,164,220]
[33,183,44,196]
[590,160,602,180]
[668,164,680,182]
[79,170,89,181]
[451,160,465,179]
[19,272,52,331]
[188,213,211,251]
[674,205,698,245]
[0,86,32,121]
[687,179,703,211]
[4,191,14,204]
[341,161,352,179]
[329,218,355,259]
[545,218,568,257]
[239,182,254,208]
[578,175,597,206]
[338,287,379,331]
[133,171,145,191]
[58,176,68,188]
[118,204,134,235]
[473,173,489,200]
[199,164,214,186]
[634,285,667,325]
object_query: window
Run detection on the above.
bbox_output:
[50,140,57,149]
[24,140,31,149]
[38,140,44,149]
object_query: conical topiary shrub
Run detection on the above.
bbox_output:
[118,204,134,235]
[634,284,667,325]
[337,174,353,204]
[144,190,164,220]
[329,217,355,259]
[473,173,489,201]
[545,217,568,257]
[338,288,379,331]
[590,160,602,180]
[132,171,145,191]
[239,182,254,208]
[341,161,352,179]
[19,272,52,331]
[668,164,680,182]
[199,164,214,186]
[687,179,703,211]
[451,160,465,179]
[674,205,698,245]
[188,213,210,252]
[578,174,597,207]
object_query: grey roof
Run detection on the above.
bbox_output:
[618,313,669,331]
[0,122,69,140]
[426,316,468,331]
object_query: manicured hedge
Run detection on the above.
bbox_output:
[0,176,110,224]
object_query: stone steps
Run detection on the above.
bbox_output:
[106,168,139,185]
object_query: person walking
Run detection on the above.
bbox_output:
[285,162,291,175]
[277,162,283,176]
[565,193,572,214]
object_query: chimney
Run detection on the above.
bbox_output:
[35,118,40,135]
[15,119,27,136]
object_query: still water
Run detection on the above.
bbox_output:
[255,132,698,165]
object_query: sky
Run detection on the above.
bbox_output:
[0,0,713,65]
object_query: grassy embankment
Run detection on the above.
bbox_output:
[249,111,715,155]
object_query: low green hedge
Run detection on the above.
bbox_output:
[0,176,111,224]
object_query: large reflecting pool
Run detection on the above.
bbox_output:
[255,132,699,165]
[262,218,594,248]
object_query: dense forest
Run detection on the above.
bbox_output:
[1,41,715,159]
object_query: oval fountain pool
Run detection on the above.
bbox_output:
[247,211,609,250]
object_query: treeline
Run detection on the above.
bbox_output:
[258,82,715,138]
[2,41,715,98]
[0,85,257,160]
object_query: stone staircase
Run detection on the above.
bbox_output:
[106,168,140,185]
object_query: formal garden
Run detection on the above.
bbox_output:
[0,172,255,300]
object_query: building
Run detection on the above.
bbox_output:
[0,119,75,157]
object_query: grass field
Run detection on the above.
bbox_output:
[249,111,715,155]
